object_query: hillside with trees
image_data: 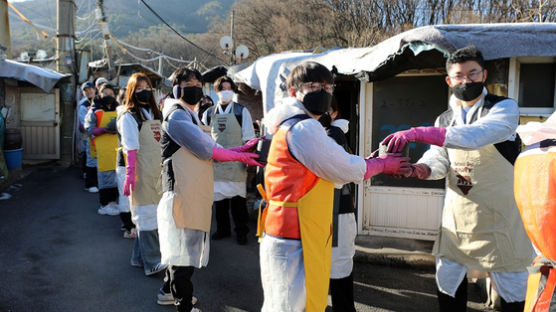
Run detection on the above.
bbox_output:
[8,0,556,76]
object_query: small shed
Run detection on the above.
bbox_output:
[0,59,69,160]
[234,23,556,240]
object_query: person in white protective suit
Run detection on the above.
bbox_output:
[258,61,410,312]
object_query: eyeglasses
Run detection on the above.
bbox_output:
[449,70,484,83]
[301,82,335,94]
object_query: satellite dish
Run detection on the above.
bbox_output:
[220,36,233,50]
[235,45,249,60]
[19,51,29,61]
[36,49,47,60]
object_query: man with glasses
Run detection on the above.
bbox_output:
[383,45,532,312]
[259,61,410,311]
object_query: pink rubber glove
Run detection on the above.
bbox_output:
[229,137,263,153]
[212,146,263,167]
[123,150,137,196]
[406,163,431,180]
[92,127,108,137]
[364,154,411,179]
[382,127,446,153]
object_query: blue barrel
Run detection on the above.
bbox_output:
[3,148,23,169]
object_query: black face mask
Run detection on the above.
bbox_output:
[179,86,204,105]
[135,90,152,103]
[302,89,332,116]
[98,96,117,110]
[318,112,332,128]
[452,82,484,101]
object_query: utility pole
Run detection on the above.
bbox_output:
[56,0,77,166]
[96,0,112,76]
[0,0,11,57]
[230,10,234,66]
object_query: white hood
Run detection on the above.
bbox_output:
[263,97,308,134]
[331,119,349,134]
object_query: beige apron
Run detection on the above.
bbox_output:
[433,144,532,272]
[130,119,162,206]
[210,104,247,182]
[171,148,214,232]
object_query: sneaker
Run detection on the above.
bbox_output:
[98,205,119,216]
[157,289,198,306]
[123,228,137,239]
[157,288,174,305]
[86,186,99,193]
[107,201,119,211]
[145,263,167,276]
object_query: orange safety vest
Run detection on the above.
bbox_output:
[259,114,334,312]
[515,139,556,311]
[263,132,320,238]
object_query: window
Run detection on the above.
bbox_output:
[509,57,556,115]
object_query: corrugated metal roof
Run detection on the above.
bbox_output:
[234,23,556,113]
[0,59,69,93]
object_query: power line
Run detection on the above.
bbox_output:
[138,0,225,63]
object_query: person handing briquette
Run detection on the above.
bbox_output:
[384,45,531,312]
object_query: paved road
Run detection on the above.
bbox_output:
[0,166,494,312]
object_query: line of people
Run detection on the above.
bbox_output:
[75,44,542,312]
[77,68,264,312]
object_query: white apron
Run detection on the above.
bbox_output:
[433,143,532,272]
[129,119,162,231]
[157,145,213,267]
[210,105,247,182]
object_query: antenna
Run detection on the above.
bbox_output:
[36,49,47,60]
[219,36,233,51]
[235,45,249,60]
[19,51,29,61]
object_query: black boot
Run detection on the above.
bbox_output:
[212,199,231,240]
[437,276,467,312]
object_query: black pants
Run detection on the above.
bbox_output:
[119,212,134,230]
[84,166,98,188]
[165,265,194,312]
[99,187,118,206]
[437,275,467,312]
[214,196,249,236]
[437,275,525,312]
[80,152,86,176]
[330,273,356,312]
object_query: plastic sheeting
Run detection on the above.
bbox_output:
[517,112,556,146]
[0,59,69,93]
[234,23,556,114]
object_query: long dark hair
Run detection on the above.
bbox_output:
[124,73,162,121]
